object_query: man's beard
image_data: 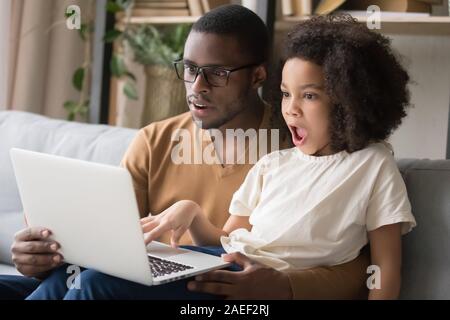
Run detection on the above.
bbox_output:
[191,96,250,130]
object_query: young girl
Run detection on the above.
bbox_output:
[142,14,416,299]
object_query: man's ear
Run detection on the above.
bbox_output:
[251,65,267,89]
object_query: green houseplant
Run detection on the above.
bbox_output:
[65,0,191,123]
[64,0,137,121]
[124,24,192,124]
[125,24,190,67]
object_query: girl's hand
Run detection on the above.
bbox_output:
[141,200,200,247]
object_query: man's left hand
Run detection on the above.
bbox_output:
[187,252,293,299]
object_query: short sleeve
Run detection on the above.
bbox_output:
[120,129,151,217]
[228,156,268,216]
[366,156,416,234]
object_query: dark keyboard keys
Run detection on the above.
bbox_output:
[148,255,193,278]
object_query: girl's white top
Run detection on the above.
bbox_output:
[221,142,416,270]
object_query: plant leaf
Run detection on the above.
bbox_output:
[65,10,76,18]
[73,68,85,91]
[110,54,127,77]
[64,101,78,121]
[125,71,136,81]
[78,23,93,41]
[63,100,89,121]
[103,29,122,43]
[123,24,191,67]
[106,1,123,13]
[64,100,78,110]
[123,81,138,100]
[76,104,89,116]
[117,0,133,9]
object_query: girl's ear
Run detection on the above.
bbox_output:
[251,65,267,89]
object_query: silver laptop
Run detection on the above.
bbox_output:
[10,148,230,286]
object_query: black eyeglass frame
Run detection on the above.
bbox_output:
[173,59,261,87]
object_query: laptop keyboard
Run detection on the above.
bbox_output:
[148,255,194,278]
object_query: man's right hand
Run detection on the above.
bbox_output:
[11,227,64,278]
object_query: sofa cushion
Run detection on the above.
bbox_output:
[0,264,21,276]
[397,159,450,299]
[0,211,25,265]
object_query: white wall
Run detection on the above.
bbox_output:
[241,0,258,11]
[387,34,450,160]
[0,0,11,110]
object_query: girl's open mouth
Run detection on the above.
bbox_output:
[289,126,307,146]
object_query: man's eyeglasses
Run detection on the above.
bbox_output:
[173,60,260,87]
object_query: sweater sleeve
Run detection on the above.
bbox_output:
[120,129,151,218]
[228,155,269,216]
[285,247,371,299]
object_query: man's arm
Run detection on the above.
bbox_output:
[188,247,370,300]
[120,129,151,217]
[285,247,370,299]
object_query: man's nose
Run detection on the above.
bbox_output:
[191,70,211,94]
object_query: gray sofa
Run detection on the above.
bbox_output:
[0,110,449,299]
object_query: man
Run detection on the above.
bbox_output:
[0,5,369,299]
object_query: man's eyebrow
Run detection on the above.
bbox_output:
[182,59,196,65]
[183,59,229,68]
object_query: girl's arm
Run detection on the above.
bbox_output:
[141,200,251,247]
[368,223,402,300]
[189,203,252,246]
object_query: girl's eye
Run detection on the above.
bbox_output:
[281,91,290,98]
[304,93,316,100]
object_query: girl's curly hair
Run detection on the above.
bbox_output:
[277,14,410,153]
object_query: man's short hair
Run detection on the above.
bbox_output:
[192,4,269,64]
